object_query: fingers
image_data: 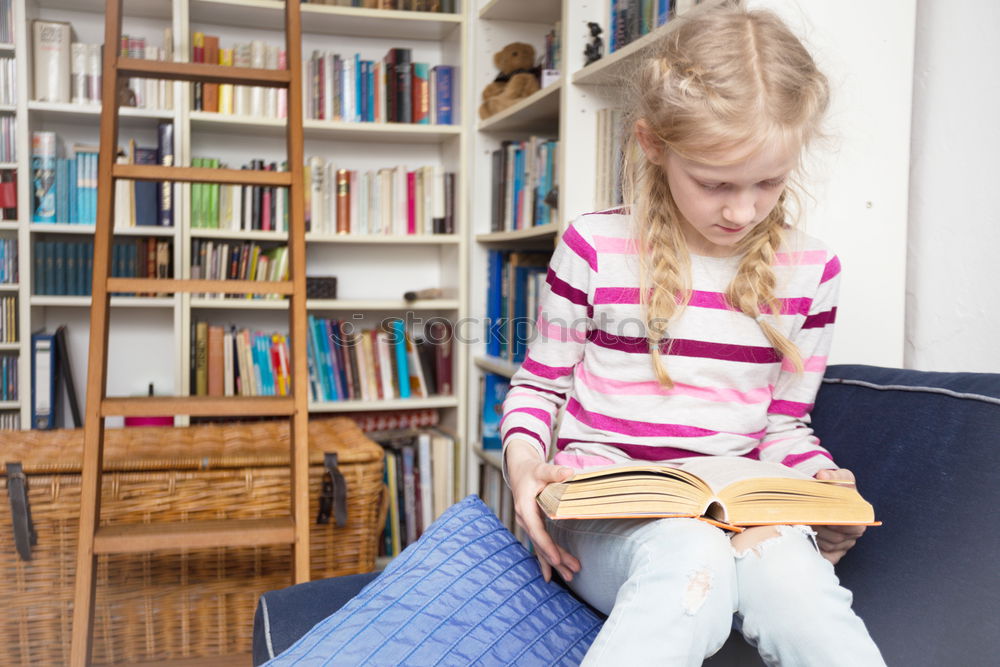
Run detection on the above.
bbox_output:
[814,468,856,484]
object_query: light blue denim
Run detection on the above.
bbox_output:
[546,517,886,666]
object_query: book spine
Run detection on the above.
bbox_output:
[30,131,57,223]
[32,21,71,103]
[412,62,429,125]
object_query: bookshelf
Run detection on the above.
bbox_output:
[466,0,915,522]
[6,0,469,448]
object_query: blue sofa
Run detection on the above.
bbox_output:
[253,364,1000,665]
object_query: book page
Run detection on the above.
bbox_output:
[678,456,812,494]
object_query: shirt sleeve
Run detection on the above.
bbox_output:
[499,218,596,477]
[757,253,842,478]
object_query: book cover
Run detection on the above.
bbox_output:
[31,331,56,429]
[412,62,429,124]
[431,64,453,125]
[157,122,174,226]
[480,373,509,450]
[133,146,159,226]
[32,20,70,103]
[31,131,58,223]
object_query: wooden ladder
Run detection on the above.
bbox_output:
[70,1,309,664]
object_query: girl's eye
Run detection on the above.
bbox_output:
[698,182,724,191]
[760,179,786,189]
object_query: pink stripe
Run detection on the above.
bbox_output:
[592,287,810,315]
[593,235,637,254]
[756,435,798,452]
[522,354,575,380]
[503,426,547,451]
[768,399,813,418]
[537,314,587,343]
[500,406,551,429]
[552,451,616,469]
[820,256,841,284]
[576,364,772,404]
[782,355,827,373]
[781,450,834,468]
[562,224,598,272]
[773,250,827,266]
[566,398,767,440]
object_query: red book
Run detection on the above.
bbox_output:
[406,171,416,234]
[203,35,220,112]
[430,319,453,395]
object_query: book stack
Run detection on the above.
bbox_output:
[0,55,14,104]
[305,160,455,235]
[114,30,174,110]
[490,137,558,232]
[307,316,453,403]
[189,239,288,299]
[33,238,172,296]
[376,428,460,558]
[0,237,16,283]
[0,0,12,44]
[190,322,290,398]
[191,35,287,118]
[485,250,549,363]
[609,0,675,53]
[302,0,459,12]
[0,294,14,341]
[0,116,13,162]
[595,107,625,211]
[190,158,288,232]
[306,48,455,125]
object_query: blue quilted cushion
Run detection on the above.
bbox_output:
[265,495,603,665]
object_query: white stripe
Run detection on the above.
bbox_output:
[261,594,276,660]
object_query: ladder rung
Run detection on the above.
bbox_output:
[105,278,293,295]
[113,164,292,187]
[117,57,291,88]
[93,518,296,554]
[100,396,296,417]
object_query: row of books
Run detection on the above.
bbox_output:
[32,238,172,296]
[191,322,290,397]
[190,239,288,299]
[0,170,14,220]
[31,326,82,429]
[307,316,454,404]
[376,428,461,558]
[543,22,562,71]
[0,56,15,105]
[609,0,696,53]
[0,0,12,45]
[490,137,559,232]
[306,49,456,125]
[486,250,549,362]
[192,35,287,118]
[0,295,15,343]
[0,115,13,162]
[0,237,16,284]
[306,161,456,236]
[117,31,175,111]
[0,412,19,430]
[191,158,288,232]
[479,372,510,451]
[33,124,175,227]
[0,353,16,400]
[595,107,625,211]
[303,0,459,12]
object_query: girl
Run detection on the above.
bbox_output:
[500,4,885,666]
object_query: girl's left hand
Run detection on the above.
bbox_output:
[813,468,867,565]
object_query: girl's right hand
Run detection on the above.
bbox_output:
[505,440,582,583]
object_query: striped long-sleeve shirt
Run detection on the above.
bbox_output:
[500,209,842,479]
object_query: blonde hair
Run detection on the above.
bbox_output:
[620,1,830,387]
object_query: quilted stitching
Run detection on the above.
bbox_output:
[266,495,603,666]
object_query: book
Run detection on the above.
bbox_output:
[537,457,879,529]
[32,20,71,103]
[31,331,56,429]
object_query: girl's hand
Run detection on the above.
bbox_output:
[813,468,867,565]
[505,440,582,583]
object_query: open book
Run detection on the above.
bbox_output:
[537,457,878,529]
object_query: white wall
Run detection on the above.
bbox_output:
[906,0,1000,373]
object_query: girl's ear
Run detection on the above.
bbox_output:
[635,119,666,166]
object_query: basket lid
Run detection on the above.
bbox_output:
[1,417,384,475]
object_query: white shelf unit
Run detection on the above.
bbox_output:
[7,0,469,440]
[465,0,915,498]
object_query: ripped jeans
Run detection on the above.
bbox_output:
[546,517,886,667]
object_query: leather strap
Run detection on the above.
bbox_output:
[316,453,348,528]
[5,462,37,561]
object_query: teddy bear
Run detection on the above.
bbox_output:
[479,42,540,120]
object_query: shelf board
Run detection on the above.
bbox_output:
[476,223,558,244]
[0,43,14,52]
[0,283,18,291]
[474,445,503,471]
[0,221,17,231]
[0,162,17,169]
[306,233,460,245]
[28,101,174,124]
[477,80,562,134]
[0,104,15,113]
[31,296,178,308]
[474,355,520,378]
[0,400,20,409]
[303,119,461,144]
[29,223,177,237]
[191,228,288,241]
[479,0,561,23]
[308,298,459,311]
[34,0,172,18]
[189,111,286,136]
[0,343,19,352]
[190,0,463,40]
[190,297,289,310]
[309,395,459,413]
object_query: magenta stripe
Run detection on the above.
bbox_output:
[511,382,566,400]
[586,329,781,364]
[774,250,827,266]
[782,450,834,468]
[567,398,721,438]
[537,314,588,343]
[522,354,574,380]
[594,286,641,304]
[820,256,841,284]
[802,307,837,329]
[562,224,598,272]
[592,287,810,315]
[500,406,551,429]
[575,363,773,404]
[504,426,547,451]
[593,235,637,254]
[546,268,590,308]
[768,399,813,418]
[556,438,764,463]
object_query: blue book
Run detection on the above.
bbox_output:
[33,241,44,295]
[84,241,93,296]
[66,242,78,296]
[432,65,453,125]
[481,373,511,450]
[67,159,77,223]
[55,158,69,223]
[327,319,348,401]
[392,319,410,399]
[134,146,159,226]
[314,315,338,401]
[43,241,54,295]
[657,0,670,26]
[512,145,524,229]
[486,250,505,357]
[31,332,58,429]
[306,315,328,401]
[54,242,66,295]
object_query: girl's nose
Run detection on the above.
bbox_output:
[722,192,755,225]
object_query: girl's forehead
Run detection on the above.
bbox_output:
[676,140,799,180]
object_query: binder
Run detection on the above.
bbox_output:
[31,332,57,430]
[54,325,81,427]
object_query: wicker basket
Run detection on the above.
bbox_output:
[1,417,386,665]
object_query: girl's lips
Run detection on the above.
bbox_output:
[716,225,746,233]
